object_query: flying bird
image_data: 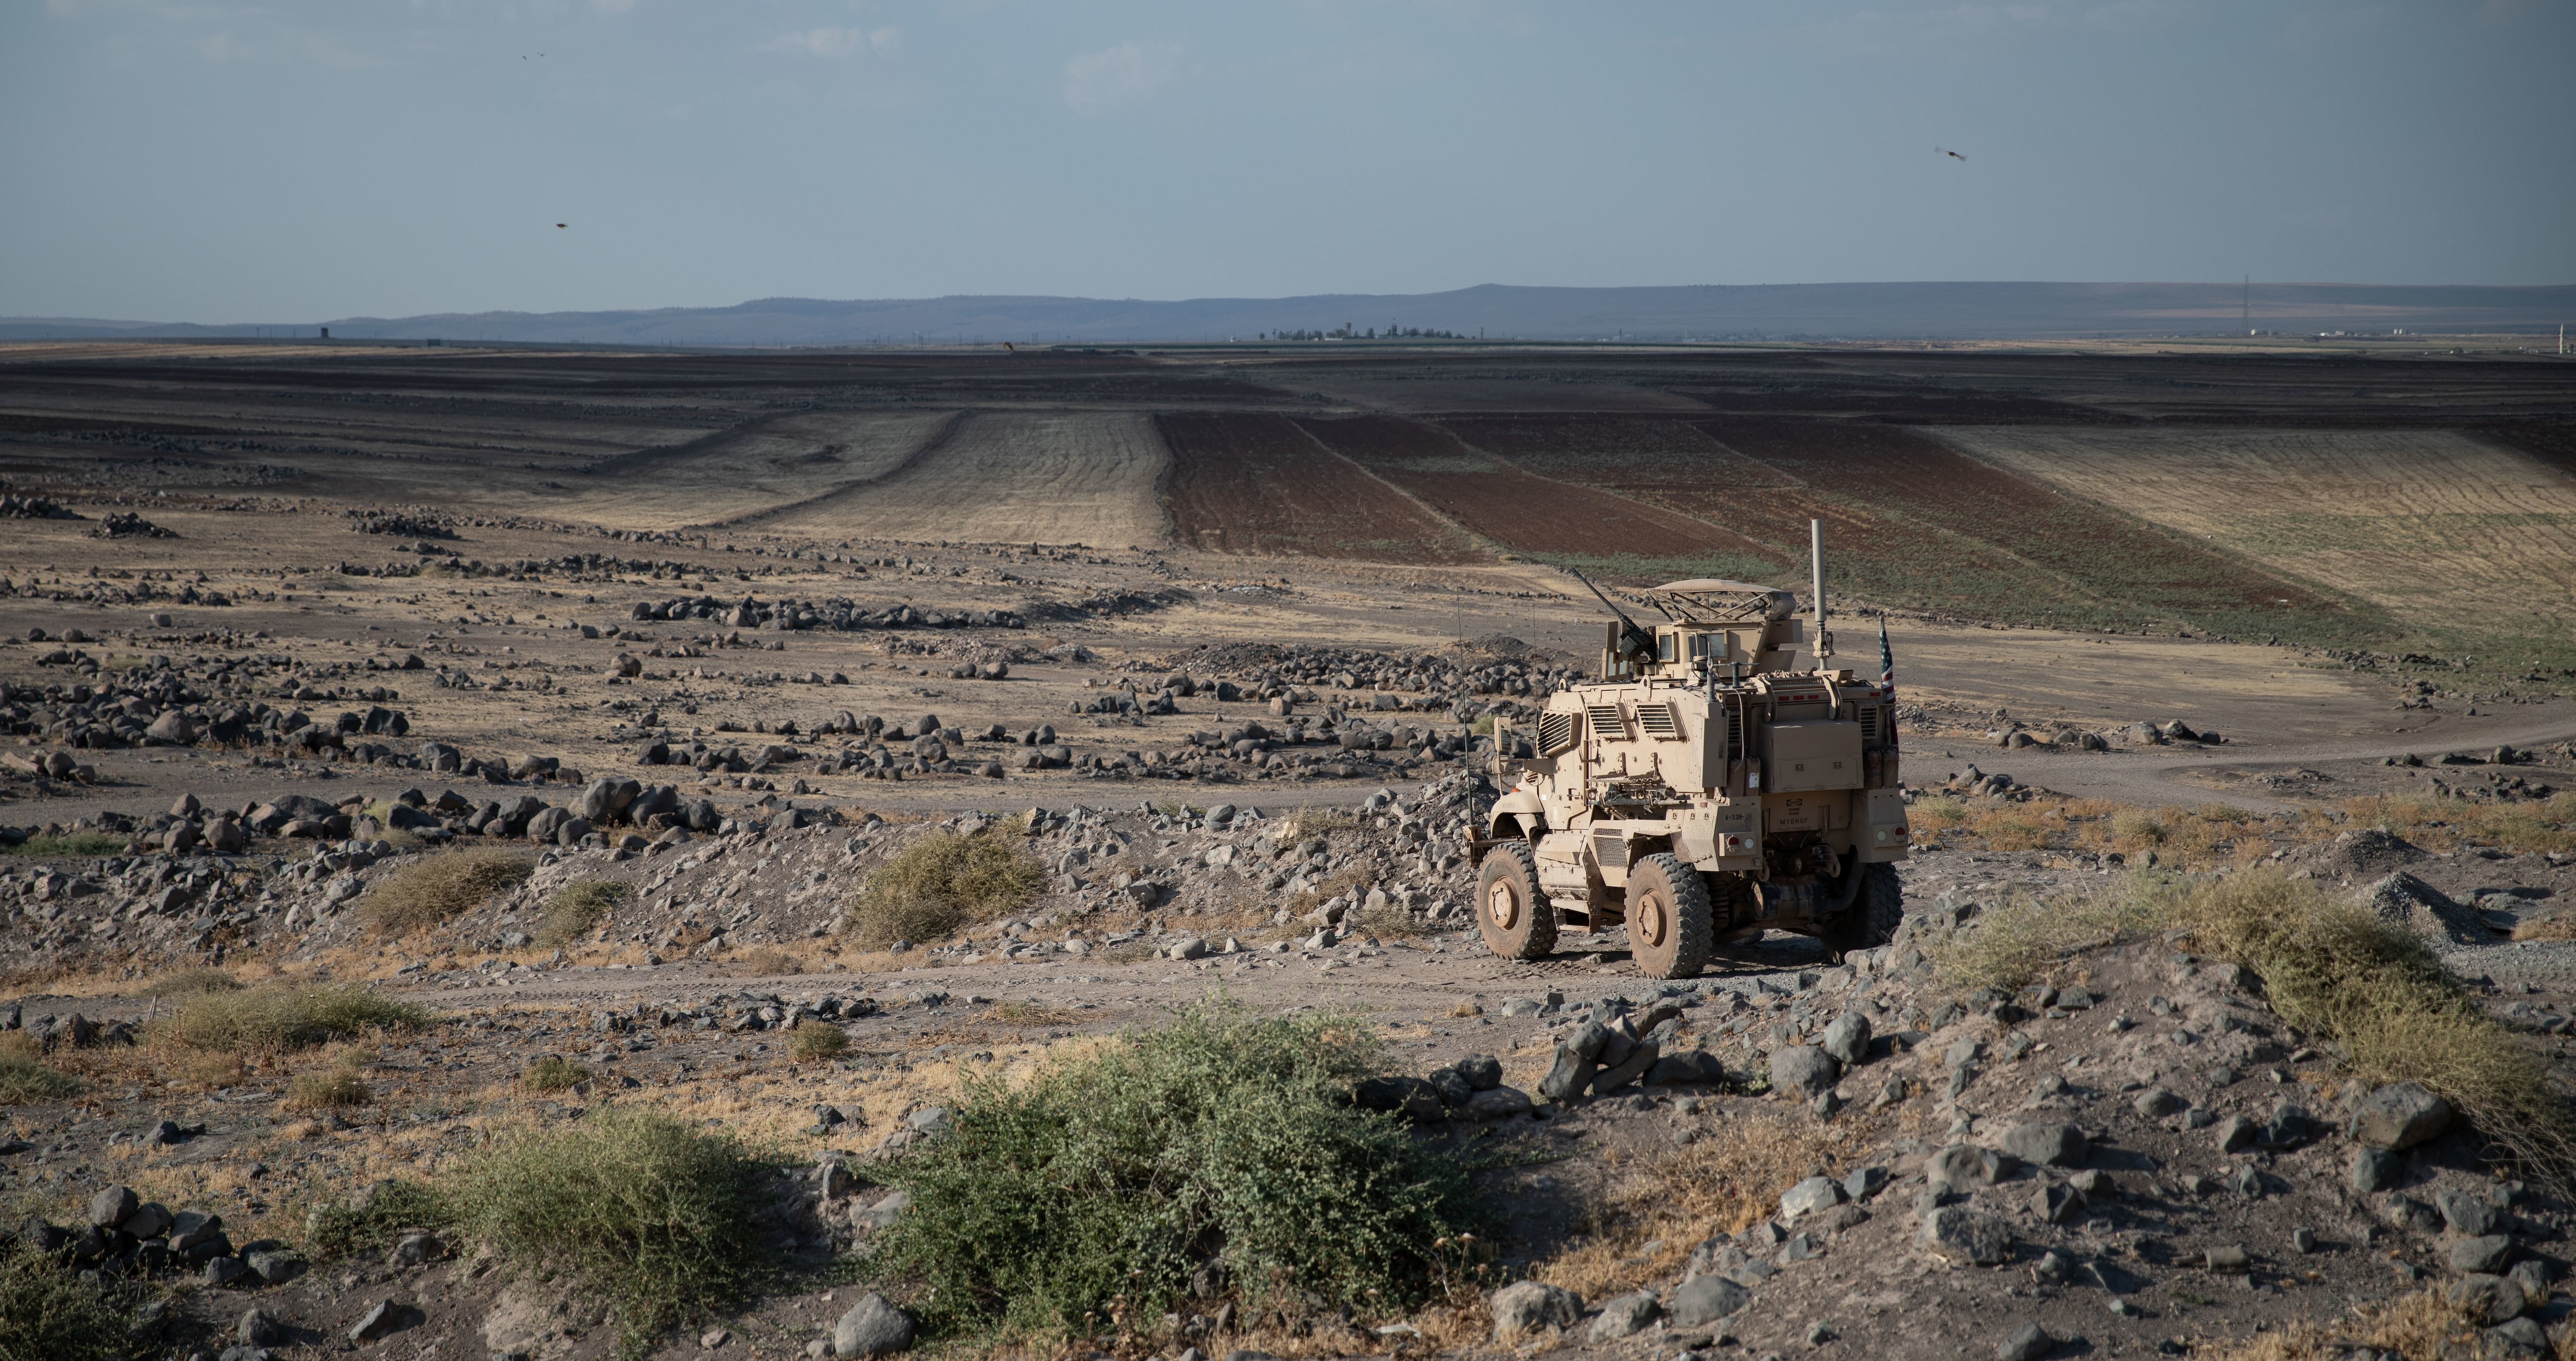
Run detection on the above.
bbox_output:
[555,223,567,229]
[1936,147,1967,161]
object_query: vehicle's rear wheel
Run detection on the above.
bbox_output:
[1822,862,1905,961]
[1476,842,1556,962]
[1625,852,1713,980]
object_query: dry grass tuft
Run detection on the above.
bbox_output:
[2188,1287,2475,1361]
[1934,874,2176,993]
[2172,868,2576,1183]
[160,983,427,1056]
[788,1025,851,1063]
[284,1054,373,1111]
[1352,899,1435,939]
[846,830,1045,948]
[521,1055,591,1091]
[0,1051,83,1105]
[534,878,629,950]
[152,967,243,996]
[360,846,535,937]
[2511,911,2576,943]
[1537,1106,1837,1301]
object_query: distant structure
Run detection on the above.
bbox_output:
[319,326,330,339]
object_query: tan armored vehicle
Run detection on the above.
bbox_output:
[1475,570,1907,978]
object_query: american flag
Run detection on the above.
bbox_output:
[1877,615,1895,690]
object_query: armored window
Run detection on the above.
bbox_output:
[1657,633,1677,664]
[1635,701,1681,741]
[1537,710,1581,756]
[1584,703,1628,740]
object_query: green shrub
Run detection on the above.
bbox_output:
[0,1246,130,1361]
[361,846,535,937]
[868,1000,1482,1342]
[449,1106,770,1357]
[304,1178,453,1260]
[536,879,631,950]
[847,831,1044,948]
[163,984,427,1055]
[0,1054,81,1106]
[4,833,125,859]
[521,1055,591,1091]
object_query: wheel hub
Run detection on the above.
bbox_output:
[1636,895,1667,948]
[1486,879,1519,930]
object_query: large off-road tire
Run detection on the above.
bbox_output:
[1624,852,1713,980]
[1476,842,1556,962]
[1822,862,1905,962]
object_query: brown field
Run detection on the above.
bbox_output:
[1155,412,1486,563]
[1290,414,1777,574]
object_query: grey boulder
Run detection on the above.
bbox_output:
[1820,1012,1872,1066]
[1666,1273,1751,1327]
[1488,1281,1581,1342]
[1768,1044,1839,1098]
[834,1292,915,1356]
[1587,1290,1660,1341]
[1999,1121,2089,1168]
[1919,1206,2013,1265]
[2348,1083,2451,1150]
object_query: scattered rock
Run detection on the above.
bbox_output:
[1489,1280,1582,1342]
[834,1292,915,1356]
[2347,1083,2452,1150]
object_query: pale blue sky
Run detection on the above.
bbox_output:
[5,1,2570,322]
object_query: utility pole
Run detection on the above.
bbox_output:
[2244,276,2251,336]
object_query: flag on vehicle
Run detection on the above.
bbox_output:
[1877,616,1894,690]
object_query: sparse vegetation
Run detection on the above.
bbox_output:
[303,1178,454,1259]
[1352,898,1434,939]
[521,1055,591,1091]
[868,999,1481,1342]
[1914,791,2575,869]
[449,1106,771,1357]
[846,831,1045,948]
[2170,868,2576,1183]
[0,1245,131,1361]
[0,1052,82,1105]
[285,1056,373,1111]
[161,983,426,1055]
[154,967,243,996]
[1940,867,2576,1183]
[361,846,535,937]
[787,1025,850,1063]
[535,878,631,950]
[1539,1106,1836,1301]
[2188,1286,2476,1361]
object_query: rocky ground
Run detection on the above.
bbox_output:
[4,780,2576,1359]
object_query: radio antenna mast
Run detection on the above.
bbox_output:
[1810,518,1832,668]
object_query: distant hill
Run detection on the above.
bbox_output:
[6,281,2570,345]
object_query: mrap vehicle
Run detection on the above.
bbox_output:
[1476,570,1906,978]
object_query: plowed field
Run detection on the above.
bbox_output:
[1155,413,1485,563]
[758,411,1171,548]
[1290,415,1775,579]
[1945,425,2576,642]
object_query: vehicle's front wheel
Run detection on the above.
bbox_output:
[1822,862,1904,961]
[1625,852,1713,980]
[1476,842,1556,962]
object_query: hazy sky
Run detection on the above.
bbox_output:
[5,1,2571,322]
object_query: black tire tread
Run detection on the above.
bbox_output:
[1477,841,1557,962]
[1628,851,1713,980]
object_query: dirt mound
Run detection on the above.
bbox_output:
[2292,827,2430,883]
[2356,871,2496,945]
